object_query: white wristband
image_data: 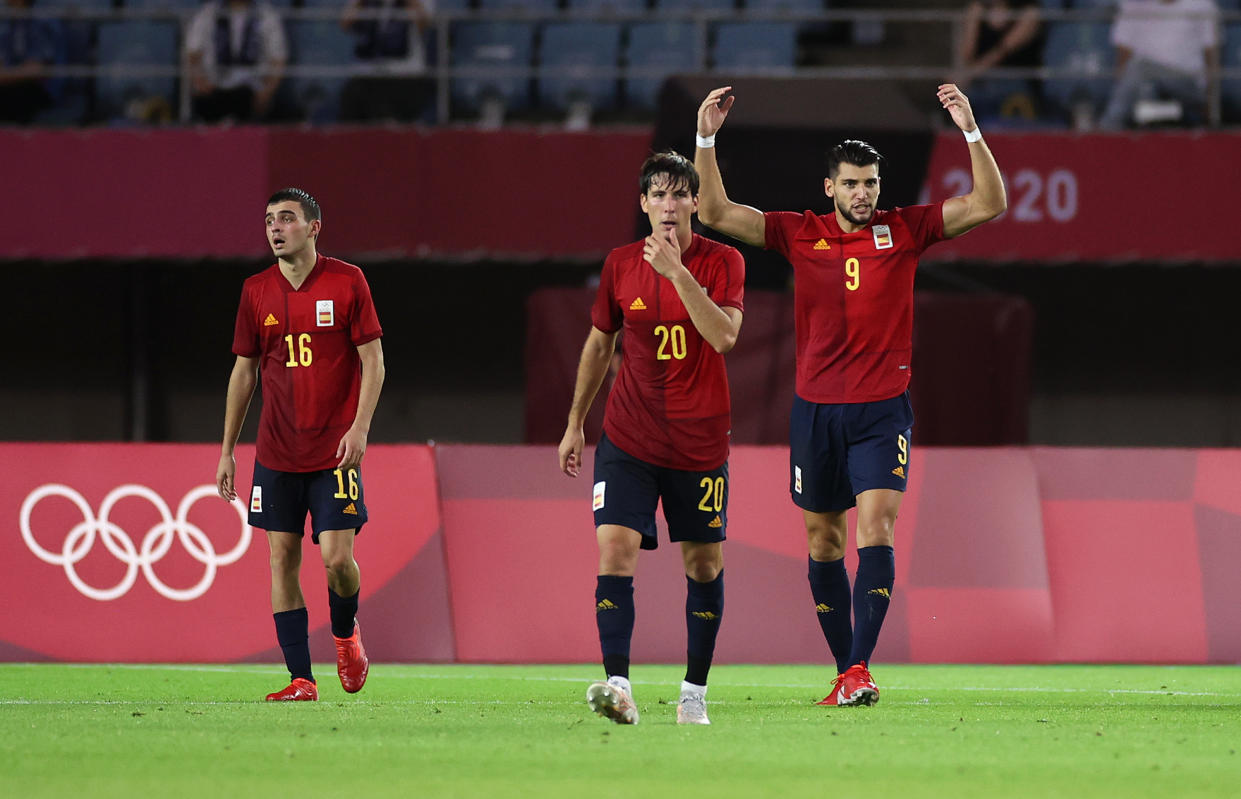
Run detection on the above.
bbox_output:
[962,127,982,143]
[696,133,716,149]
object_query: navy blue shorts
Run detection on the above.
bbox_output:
[592,433,727,551]
[248,461,368,544]
[789,391,913,513]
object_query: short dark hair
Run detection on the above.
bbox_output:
[267,187,321,223]
[826,140,882,180]
[639,150,699,196]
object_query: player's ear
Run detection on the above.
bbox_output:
[639,193,649,213]
[309,219,322,239]
[823,177,834,198]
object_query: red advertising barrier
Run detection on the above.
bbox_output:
[1,443,451,663]
[920,131,1241,263]
[4,443,1239,664]
[0,128,653,260]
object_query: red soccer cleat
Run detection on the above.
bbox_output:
[815,673,847,706]
[334,622,369,693]
[265,677,318,702]
[838,661,879,706]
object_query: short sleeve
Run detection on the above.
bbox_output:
[763,211,802,256]
[231,283,260,358]
[899,203,947,252]
[708,247,745,313]
[590,251,623,334]
[350,270,383,345]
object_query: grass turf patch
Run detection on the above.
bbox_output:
[1,663,1238,798]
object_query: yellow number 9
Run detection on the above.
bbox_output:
[845,258,860,291]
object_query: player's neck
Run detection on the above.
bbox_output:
[835,209,867,234]
[278,248,318,289]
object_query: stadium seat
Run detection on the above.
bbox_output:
[286,19,356,124]
[624,21,701,110]
[741,0,824,15]
[28,0,100,124]
[712,21,797,71]
[1040,20,1114,122]
[656,0,736,14]
[451,21,535,114]
[566,0,648,16]
[537,21,622,111]
[94,20,179,122]
[476,0,561,14]
[123,0,216,10]
[1222,23,1241,123]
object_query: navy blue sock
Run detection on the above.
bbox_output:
[808,556,853,674]
[684,570,724,686]
[847,545,895,667]
[273,607,314,683]
[595,575,635,679]
[328,588,359,639]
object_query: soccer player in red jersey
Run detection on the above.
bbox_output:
[216,188,385,702]
[694,84,1007,706]
[559,151,745,725]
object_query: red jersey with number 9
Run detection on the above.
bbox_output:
[765,204,944,404]
[591,234,745,471]
[232,255,383,472]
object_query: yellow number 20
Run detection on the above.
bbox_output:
[654,324,688,360]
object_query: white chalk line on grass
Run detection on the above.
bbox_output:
[8,664,1240,700]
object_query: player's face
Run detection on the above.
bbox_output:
[640,175,698,240]
[825,163,881,229]
[265,201,319,260]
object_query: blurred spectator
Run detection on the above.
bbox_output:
[1099,0,1220,129]
[339,0,435,123]
[0,0,65,124]
[186,0,288,122]
[954,0,1044,123]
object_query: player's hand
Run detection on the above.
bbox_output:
[937,83,978,134]
[698,86,735,138]
[559,426,585,477]
[216,453,237,501]
[643,228,684,278]
[336,428,368,471]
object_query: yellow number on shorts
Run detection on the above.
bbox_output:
[333,468,359,500]
[284,333,313,367]
[845,258,861,291]
[654,324,688,360]
[697,476,725,512]
[897,434,908,465]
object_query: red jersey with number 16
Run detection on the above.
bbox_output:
[592,234,745,471]
[232,255,383,473]
[765,204,945,404]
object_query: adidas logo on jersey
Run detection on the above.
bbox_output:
[815,603,834,614]
[707,515,723,528]
[342,502,358,515]
[891,466,905,479]
[629,297,647,311]
[813,238,831,250]
[263,313,279,326]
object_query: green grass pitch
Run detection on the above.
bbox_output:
[2,663,1238,798]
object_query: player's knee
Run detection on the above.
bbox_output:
[856,515,896,547]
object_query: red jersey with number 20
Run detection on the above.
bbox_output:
[765,204,945,404]
[592,234,745,471]
[232,255,383,473]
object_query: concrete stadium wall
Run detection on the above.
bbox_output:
[3,443,1239,664]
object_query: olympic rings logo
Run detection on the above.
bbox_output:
[20,484,252,602]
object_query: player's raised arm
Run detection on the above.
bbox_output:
[694,87,767,248]
[937,83,1007,238]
